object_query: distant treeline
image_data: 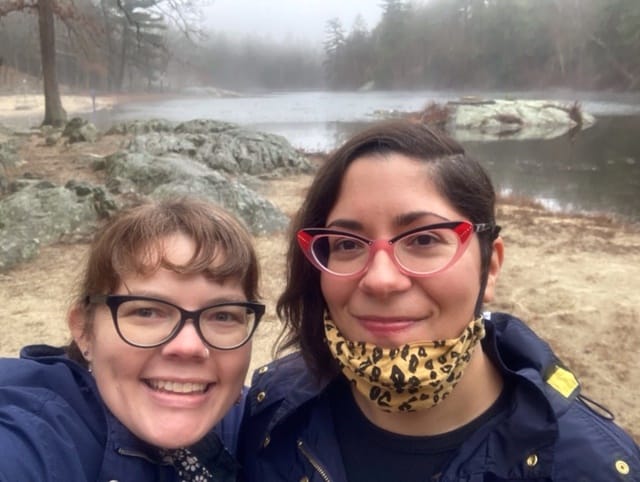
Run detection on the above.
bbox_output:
[1,0,639,92]
[319,0,640,91]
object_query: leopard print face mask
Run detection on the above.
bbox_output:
[324,316,485,412]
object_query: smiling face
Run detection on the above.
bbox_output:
[70,233,251,449]
[321,153,502,347]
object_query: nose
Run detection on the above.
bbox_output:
[359,249,411,297]
[161,319,210,359]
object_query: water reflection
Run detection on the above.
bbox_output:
[463,116,640,221]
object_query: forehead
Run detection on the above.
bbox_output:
[327,153,463,228]
[118,233,225,276]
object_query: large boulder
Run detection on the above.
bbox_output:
[448,99,596,141]
[374,98,597,141]
[0,118,309,270]
[103,148,289,235]
[0,179,117,271]
[121,119,313,176]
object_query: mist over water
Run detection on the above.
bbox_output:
[101,90,640,222]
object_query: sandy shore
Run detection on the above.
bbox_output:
[0,93,115,120]
[0,91,174,128]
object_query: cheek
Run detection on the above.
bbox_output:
[216,346,251,387]
[427,253,483,310]
[320,275,353,311]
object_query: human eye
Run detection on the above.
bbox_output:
[118,300,173,323]
[403,230,444,248]
[329,236,365,253]
[202,305,247,325]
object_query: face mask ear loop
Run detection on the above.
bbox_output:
[474,280,486,319]
[475,225,501,317]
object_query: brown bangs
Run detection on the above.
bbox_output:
[79,197,260,302]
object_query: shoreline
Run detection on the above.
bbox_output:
[495,192,640,229]
[0,91,185,129]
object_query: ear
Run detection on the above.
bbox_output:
[483,236,504,303]
[68,304,93,362]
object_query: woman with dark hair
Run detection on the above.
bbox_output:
[239,120,639,481]
[0,197,264,481]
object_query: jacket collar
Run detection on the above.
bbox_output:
[21,344,239,481]
[248,313,582,480]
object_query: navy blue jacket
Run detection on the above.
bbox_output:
[238,313,640,481]
[0,345,241,482]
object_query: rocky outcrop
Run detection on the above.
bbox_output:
[102,148,290,235]
[122,119,314,176]
[0,118,314,272]
[374,98,596,141]
[0,180,116,271]
[448,99,596,141]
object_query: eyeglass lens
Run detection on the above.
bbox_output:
[311,227,461,276]
[115,298,258,349]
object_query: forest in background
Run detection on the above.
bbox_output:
[1,0,640,95]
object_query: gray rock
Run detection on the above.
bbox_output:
[104,149,289,235]
[0,139,19,170]
[62,117,98,143]
[106,119,176,136]
[45,132,62,146]
[448,99,596,141]
[0,180,117,271]
[0,118,312,270]
[0,138,22,196]
[121,119,313,176]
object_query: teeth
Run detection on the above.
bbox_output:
[148,380,208,394]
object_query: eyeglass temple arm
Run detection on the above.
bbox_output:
[474,223,501,239]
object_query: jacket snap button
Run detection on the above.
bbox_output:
[615,460,630,475]
[263,435,271,448]
[526,454,538,467]
[256,391,266,402]
[300,477,310,482]
[258,365,269,374]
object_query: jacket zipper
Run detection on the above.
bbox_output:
[297,440,332,482]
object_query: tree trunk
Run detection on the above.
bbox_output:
[115,21,128,91]
[38,0,67,126]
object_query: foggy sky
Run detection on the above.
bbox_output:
[202,0,383,45]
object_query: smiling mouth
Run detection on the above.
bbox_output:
[145,379,211,394]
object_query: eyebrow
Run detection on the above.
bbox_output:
[121,291,246,306]
[326,211,450,231]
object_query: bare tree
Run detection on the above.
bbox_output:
[38,0,66,125]
[0,0,203,125]
[0,0,67,125]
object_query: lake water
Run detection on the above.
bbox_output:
[97,89,640,222]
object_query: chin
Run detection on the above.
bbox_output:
[145,424,208,449]
[156,433,203,449]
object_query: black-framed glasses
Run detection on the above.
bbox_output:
[86,295,265,350]
[297,221,496,278]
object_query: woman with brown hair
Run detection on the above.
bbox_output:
[239,120,639,481]
[0,197,264,481]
